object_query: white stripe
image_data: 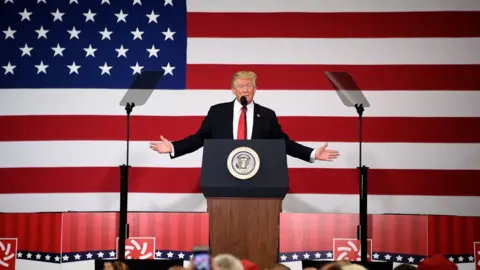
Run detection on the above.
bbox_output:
[1,141,479,170]
[186,0,480,12]
[186,38,480,65]
[1,193,479,216]
[1,89,479,117]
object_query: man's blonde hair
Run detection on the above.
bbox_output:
[213,254,244,270]
[231,71,257,89]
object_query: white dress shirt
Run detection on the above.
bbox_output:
[170,100,317,162]
[233,99,254,139]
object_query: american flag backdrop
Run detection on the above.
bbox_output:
[1,0,480,216]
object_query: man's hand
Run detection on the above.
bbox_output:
[315,143,339,161]
[149,135,173,154]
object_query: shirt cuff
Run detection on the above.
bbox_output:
[309,149,316,163]
[169,143,175,157]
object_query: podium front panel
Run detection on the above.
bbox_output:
[200,139,288,198]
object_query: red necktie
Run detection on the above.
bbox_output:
[237,108,247,140]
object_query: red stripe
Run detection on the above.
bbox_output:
[186,64,480,90]
[2,115,479,143]
[187,12,480,38]
[1,167,478,196]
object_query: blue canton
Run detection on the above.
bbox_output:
[0,0,186,89]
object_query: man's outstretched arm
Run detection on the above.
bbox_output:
[269,111,315,163]
[150,107,213,159]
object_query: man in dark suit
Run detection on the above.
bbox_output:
[150,71,339,162]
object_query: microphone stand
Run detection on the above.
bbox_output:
[243,106,247,140]
[355,103,369,263]
[118,101,134,261]
[240,96,248,140]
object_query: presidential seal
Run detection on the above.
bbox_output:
[227,147,260,180]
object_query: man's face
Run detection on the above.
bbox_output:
[232,78,256,104]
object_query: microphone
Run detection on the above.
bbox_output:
[240,96,247,139]
[240,96,247,108]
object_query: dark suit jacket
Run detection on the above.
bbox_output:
[171,100,314,162]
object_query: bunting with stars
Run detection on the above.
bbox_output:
[1,0,480,218]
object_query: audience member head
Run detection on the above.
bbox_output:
[341,264,367,270]
[320,260,351,270]
[394,264,416,270]
[271,263,291,270]
[213,254,245,270]
[417,254,457,270]
[102,261,129,270]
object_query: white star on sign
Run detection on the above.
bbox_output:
[67,61,81,74]
[67,26,81,39]
[35,25,49,39]
[35,61,48,74]
[130,62,144,75]
[131,27,144,40]
[133,0,141,6]
[161,62,175,76]
[162,27,175,40]
[2,62,16,75]
[147,45,159,58]
[101,0,110,4]
[99,27,113,40]
[84,44,97,57]
[3,26,16,39]
[83,9,96,22]
[146,10,159,23]
[51,43,65,57]
[115,10,128,23]
[51,8,64,22]
[19,43,33,57]
[99,63,112,75]
[164,0,173,6]
[115,45,129,58]
[19,8,32,21]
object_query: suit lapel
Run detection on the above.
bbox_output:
[251,103,261,139]
[225,100,235,139]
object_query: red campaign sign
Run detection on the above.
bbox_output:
[333,238,372,262]
[117,237,155,260]
[475,242,480,270]
[0,239,17,270]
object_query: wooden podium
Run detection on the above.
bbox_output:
[200,139,289,270]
